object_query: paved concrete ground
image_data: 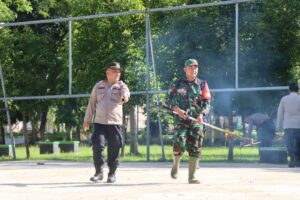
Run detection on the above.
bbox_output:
[0,161,299,200]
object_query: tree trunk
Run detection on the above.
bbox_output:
[0,125,5,144]
[76,125,81,142]
[22,111,30,159]
[30,112,42,144]
[56,124,60,132]
[130,106,139,154]
[30,121,38,144]
[39,109,48,141]
[66,125,72,141]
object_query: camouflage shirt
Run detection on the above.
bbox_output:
[165,78,211,124]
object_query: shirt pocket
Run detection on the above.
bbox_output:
[111,87,121,103]
[96,87,105,101]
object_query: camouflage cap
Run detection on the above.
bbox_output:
[184,59,198,67]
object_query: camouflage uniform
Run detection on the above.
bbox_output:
[165,77,211,158]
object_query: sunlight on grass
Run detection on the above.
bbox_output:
[0,144,259,163]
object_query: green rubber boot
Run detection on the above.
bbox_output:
[188,157,200,184]
[171,155,182,179]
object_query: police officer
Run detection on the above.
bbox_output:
[83,62,130,183]
[165,58,211,184]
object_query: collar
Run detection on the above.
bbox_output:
[183,77,200,84]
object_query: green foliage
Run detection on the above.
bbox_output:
[0,0,71,134]
[71,8,146,91]
[0,0,32,21]
[151,0,299,115]
[239,0,300,86]
[152,4,236,89]
[0,0,299,142]
[43,132,75,141]
[54,98,85,128]
[0,144,10,148]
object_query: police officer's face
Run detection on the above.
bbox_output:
[184,64,198,81]
[106,68,121,83]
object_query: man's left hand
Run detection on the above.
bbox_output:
[196,114,203,124]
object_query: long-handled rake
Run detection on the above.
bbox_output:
[155,104,260,147]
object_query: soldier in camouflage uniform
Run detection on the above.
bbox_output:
[165,59,211,184]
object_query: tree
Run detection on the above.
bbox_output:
[150,0,299,116]
[0,0,32,22]
[0,0,298,152]
[70,0,147,149]
[0,0,71,152]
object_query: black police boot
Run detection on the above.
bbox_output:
[107,166,117,183]
[90,169,103,182]
[107,172,116,183]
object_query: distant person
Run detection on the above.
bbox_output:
[277,83,300,167]
[165,58,211,184]
[83,62,130,182]
[244,112,275,147]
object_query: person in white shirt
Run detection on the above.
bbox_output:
[83,62,130,182]
[277,83,300,167]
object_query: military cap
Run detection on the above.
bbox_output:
[184,59,198,67]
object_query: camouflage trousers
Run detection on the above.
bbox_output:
[173,123,204,158]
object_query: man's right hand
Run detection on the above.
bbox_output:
[83,122,89,132]
[172,106,186,119]
[121,94,129,103]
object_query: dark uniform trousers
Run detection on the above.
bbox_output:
[91,123,123,173]
[284,128,300,164]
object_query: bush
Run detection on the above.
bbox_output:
[44,132,69,141]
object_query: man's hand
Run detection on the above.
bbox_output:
[196,114,203,124]
[83,122,89,132]
[121,94,129,103]
[226,132,234,140]
[172,106,186,119]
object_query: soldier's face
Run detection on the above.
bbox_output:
[184,65,198,81]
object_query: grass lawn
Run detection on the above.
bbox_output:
[0,144,259,163]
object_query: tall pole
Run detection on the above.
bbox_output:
[147,16,165,161]
[235,2,239,89]
[145,13,151,161]
[0,60,16,160]
[228,1,240,161]
[68,20,73,95]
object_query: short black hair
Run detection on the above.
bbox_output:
[289,82,299,92]
[105,62,120,69]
